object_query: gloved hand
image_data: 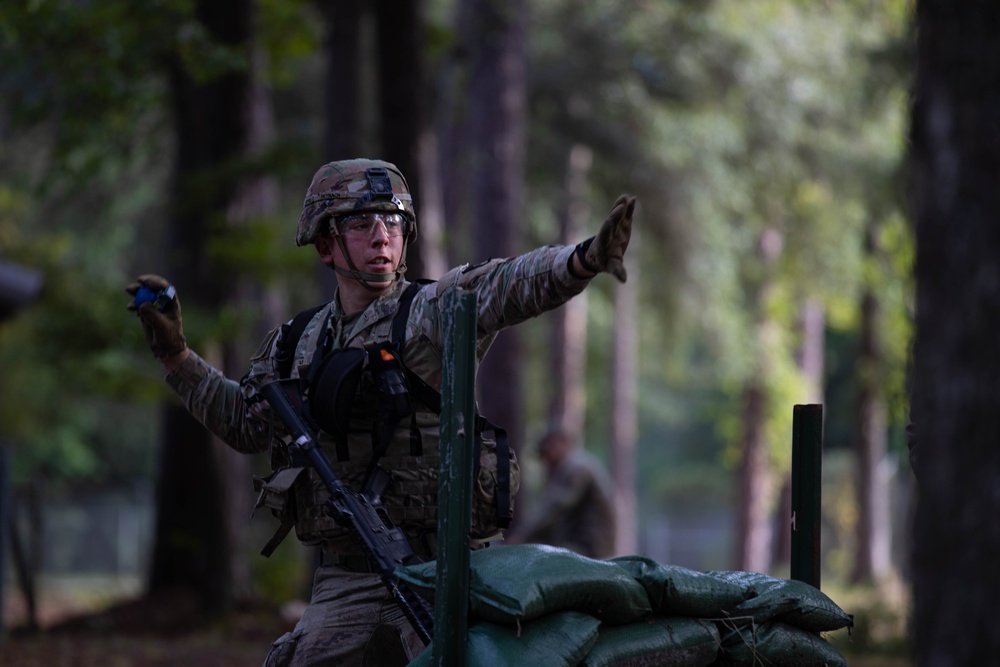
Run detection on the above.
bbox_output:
[577,194,637,283]
[125,274,187,359]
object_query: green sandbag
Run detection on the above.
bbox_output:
[708,571,853,632]
[406,611,601,667]
[611,556,752,617]
[581,617,722,667]
[714,621,848,667]
[396,544,651,625]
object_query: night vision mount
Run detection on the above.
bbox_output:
[354,167,404,211]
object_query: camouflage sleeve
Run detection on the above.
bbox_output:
[164,327,283,455]
[415,244,590,357]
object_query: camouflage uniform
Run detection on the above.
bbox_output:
[515,449,617,559]
[165,243,592,666]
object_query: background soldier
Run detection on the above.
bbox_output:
[508,428,617,559]
[127,158,636,666]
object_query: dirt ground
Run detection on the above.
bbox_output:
[0,591,295,667]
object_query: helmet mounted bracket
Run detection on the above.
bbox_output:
[355,167,405,212]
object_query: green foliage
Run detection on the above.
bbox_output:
[0,2,915,600]
[520,0,914,545]
[207,211,315,284]
[0,0,177,180]
[257,0,323,87]
[0,0,325,489]
[0,199,166,484]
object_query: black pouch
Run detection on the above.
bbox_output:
[308,347,366,435]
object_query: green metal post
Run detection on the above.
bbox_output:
[433,288,477,667]
[790,404,823,589]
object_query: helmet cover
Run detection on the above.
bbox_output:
[296,158,416,246]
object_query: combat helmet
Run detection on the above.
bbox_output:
[297,158,417,289]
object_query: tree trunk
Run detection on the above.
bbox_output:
[734,227,782,573]
[416,129,449,280]
[150,409,229,612]
[467,0,527,464]
[375,0,428,281]
[435,0,475,266]
[153,0,255,615]
[734,381,773,572]
[910,1,1000,663]
[852,221,890,584]
[220,9,281,600]
[610,227,638,557]
[316,0,363,300]
[315,1,429,281]
[320,0,362,163]
[547,145,591,440]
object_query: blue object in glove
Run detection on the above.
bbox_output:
[134,286,158,307]
[134,285,176,312]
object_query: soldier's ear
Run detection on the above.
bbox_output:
[316,236,338,265]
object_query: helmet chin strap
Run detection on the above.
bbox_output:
[331,235,408,292]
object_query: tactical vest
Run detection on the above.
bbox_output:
[253,281,519,558]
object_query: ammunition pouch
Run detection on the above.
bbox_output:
[253,466,307,557]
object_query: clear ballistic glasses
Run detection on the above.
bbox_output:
[337,212,408,239]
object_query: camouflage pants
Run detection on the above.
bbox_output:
[262,564,426,667]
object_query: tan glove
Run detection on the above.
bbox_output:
[125,274,187,359]
[577,194,637,283]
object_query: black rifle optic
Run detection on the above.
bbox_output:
[260,380,435,645]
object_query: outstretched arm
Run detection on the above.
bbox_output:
[126,274,270,454]
[419,194,638,350]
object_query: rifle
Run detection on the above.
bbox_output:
[260,379,435,645]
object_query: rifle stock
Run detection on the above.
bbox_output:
[260,380,435,645]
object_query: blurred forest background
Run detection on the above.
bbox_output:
[0,0,916,662]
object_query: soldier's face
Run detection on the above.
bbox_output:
[341,221,404,287]
[315,220,404,290]
[539,435,570,468]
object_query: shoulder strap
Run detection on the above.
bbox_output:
[390,281,443,412]
[391,280,427,347]
[276,304,324,380]
[362,281,431,489]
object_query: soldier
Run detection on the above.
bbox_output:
[507,428,617,559]
[127,158,636,666]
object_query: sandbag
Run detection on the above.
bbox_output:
[714,620,848,667]
[396,544,651,625]
[611,556,752,618]
[708,571,853,633]
[581,616,721,667]
[406,611,601,667]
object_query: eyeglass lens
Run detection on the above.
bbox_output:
[338,213,407,237]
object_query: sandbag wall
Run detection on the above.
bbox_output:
[399,544,853,667]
